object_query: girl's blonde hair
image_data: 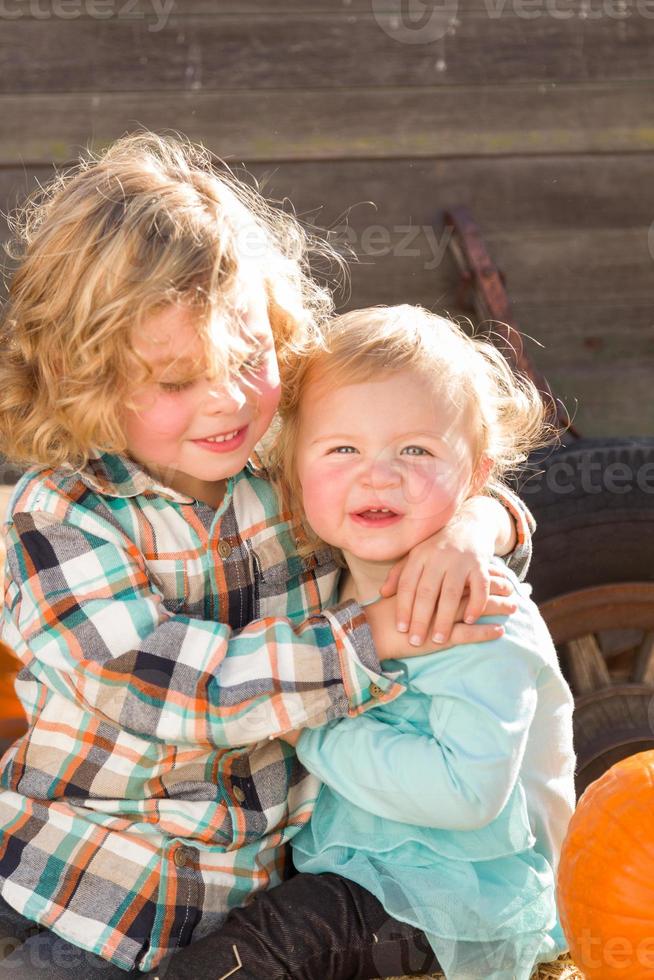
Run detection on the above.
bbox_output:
[269,304,551,544]
[0,131,339,471]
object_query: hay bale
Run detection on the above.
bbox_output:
[381,951,584,980]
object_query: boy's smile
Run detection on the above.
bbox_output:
[123,282,280,508]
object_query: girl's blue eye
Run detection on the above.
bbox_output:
[401,446,431,456]
[330,446,357,454]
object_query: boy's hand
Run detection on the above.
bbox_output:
[363,590,516,662]
[379,501,515,646]
[278,730,302,747]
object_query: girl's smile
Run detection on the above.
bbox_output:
[295,368,480,563]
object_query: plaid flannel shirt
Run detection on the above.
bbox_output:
[0,452,533,972]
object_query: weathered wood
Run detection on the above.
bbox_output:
[247,154,654,233]
[1,9,654,94]
[3,153,653,233]
[560,635,612,695]
[633,632,654,684]
[1,84,654,166]
[0,0,406,13]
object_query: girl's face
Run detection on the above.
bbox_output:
[123,281,280,507]
[295,368,480,563]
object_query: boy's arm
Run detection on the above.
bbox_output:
[296,635,540,830]
[486,484,535,579]
[3,509,405,748]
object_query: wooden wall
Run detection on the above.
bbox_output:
[1,0,653,435]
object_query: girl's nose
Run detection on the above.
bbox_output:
[363,458,400,490]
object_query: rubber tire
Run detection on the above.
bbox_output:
[516,437,654,604]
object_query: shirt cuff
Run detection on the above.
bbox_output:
[322,600,406,715]
[490,485,535,581]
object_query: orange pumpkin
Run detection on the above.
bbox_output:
[557,750,654,979]
[0,640,27,742]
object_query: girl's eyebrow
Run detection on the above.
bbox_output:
[311,430,448,446]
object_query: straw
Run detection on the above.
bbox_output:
[382,951,584,979]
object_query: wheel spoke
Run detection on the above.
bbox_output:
[632,631,654,685]
[559,633,611,695]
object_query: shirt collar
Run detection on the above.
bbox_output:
[65,452,196,503]
[66,449,268,503]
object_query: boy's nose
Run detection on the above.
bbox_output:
[205,380,247,413]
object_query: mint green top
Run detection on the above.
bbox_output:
[292,564,576,980]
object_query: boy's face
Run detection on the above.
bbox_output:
[295,368,478,563]
[123,281,280,507]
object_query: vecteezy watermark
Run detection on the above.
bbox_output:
[0,0,175,31]
[372,0,460,43]
[372,0,654,43]
[573,929,654,971]
[331,222,453,271]
[484,0,654,17]
[520,457,654,496]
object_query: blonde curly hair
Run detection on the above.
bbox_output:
[269,304,552,549]
[0,131,340,471]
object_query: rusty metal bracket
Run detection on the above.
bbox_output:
[444,205,580,438]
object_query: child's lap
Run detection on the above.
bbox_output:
[0,894,139,978]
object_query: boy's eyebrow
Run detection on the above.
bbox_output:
[152,355,200,368]
[152,335,271,370]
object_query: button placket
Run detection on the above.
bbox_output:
[218,540,232,559]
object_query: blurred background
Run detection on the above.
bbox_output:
[0,0,653,438]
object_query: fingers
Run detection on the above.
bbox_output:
[399,621,505,658]
[394,563,436,636]
[489,568,513,595]
[482,594,517,618]
[426,570,468,646]
[448,621,505,646]
[462,567,491,625]
[379,558,405,599]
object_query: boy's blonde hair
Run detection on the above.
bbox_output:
[270,304,550,542]
[0,132,338,470]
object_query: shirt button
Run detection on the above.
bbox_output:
[369,682,386,699]
[233,786,246,803]
[218,541,232,559]
[173,847,189,868]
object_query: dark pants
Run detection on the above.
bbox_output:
[0,874,441,979]
[146,872,441,980]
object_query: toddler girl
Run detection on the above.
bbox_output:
[0,135,531,977]
[163,305,576,980]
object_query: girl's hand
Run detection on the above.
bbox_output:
[379,499,515,646]
[363,590,516,662]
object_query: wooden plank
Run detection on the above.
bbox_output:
[1,85,653,166]
[245,154,654,232]
[537,362,654,436]
[0,0,400,13]
[3,154,652,234]
[1,9,653,93]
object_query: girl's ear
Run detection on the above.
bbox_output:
[470,453,494,496]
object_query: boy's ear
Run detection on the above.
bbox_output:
[470,453,494,496]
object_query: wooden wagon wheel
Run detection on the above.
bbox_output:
[539,583,654,798]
